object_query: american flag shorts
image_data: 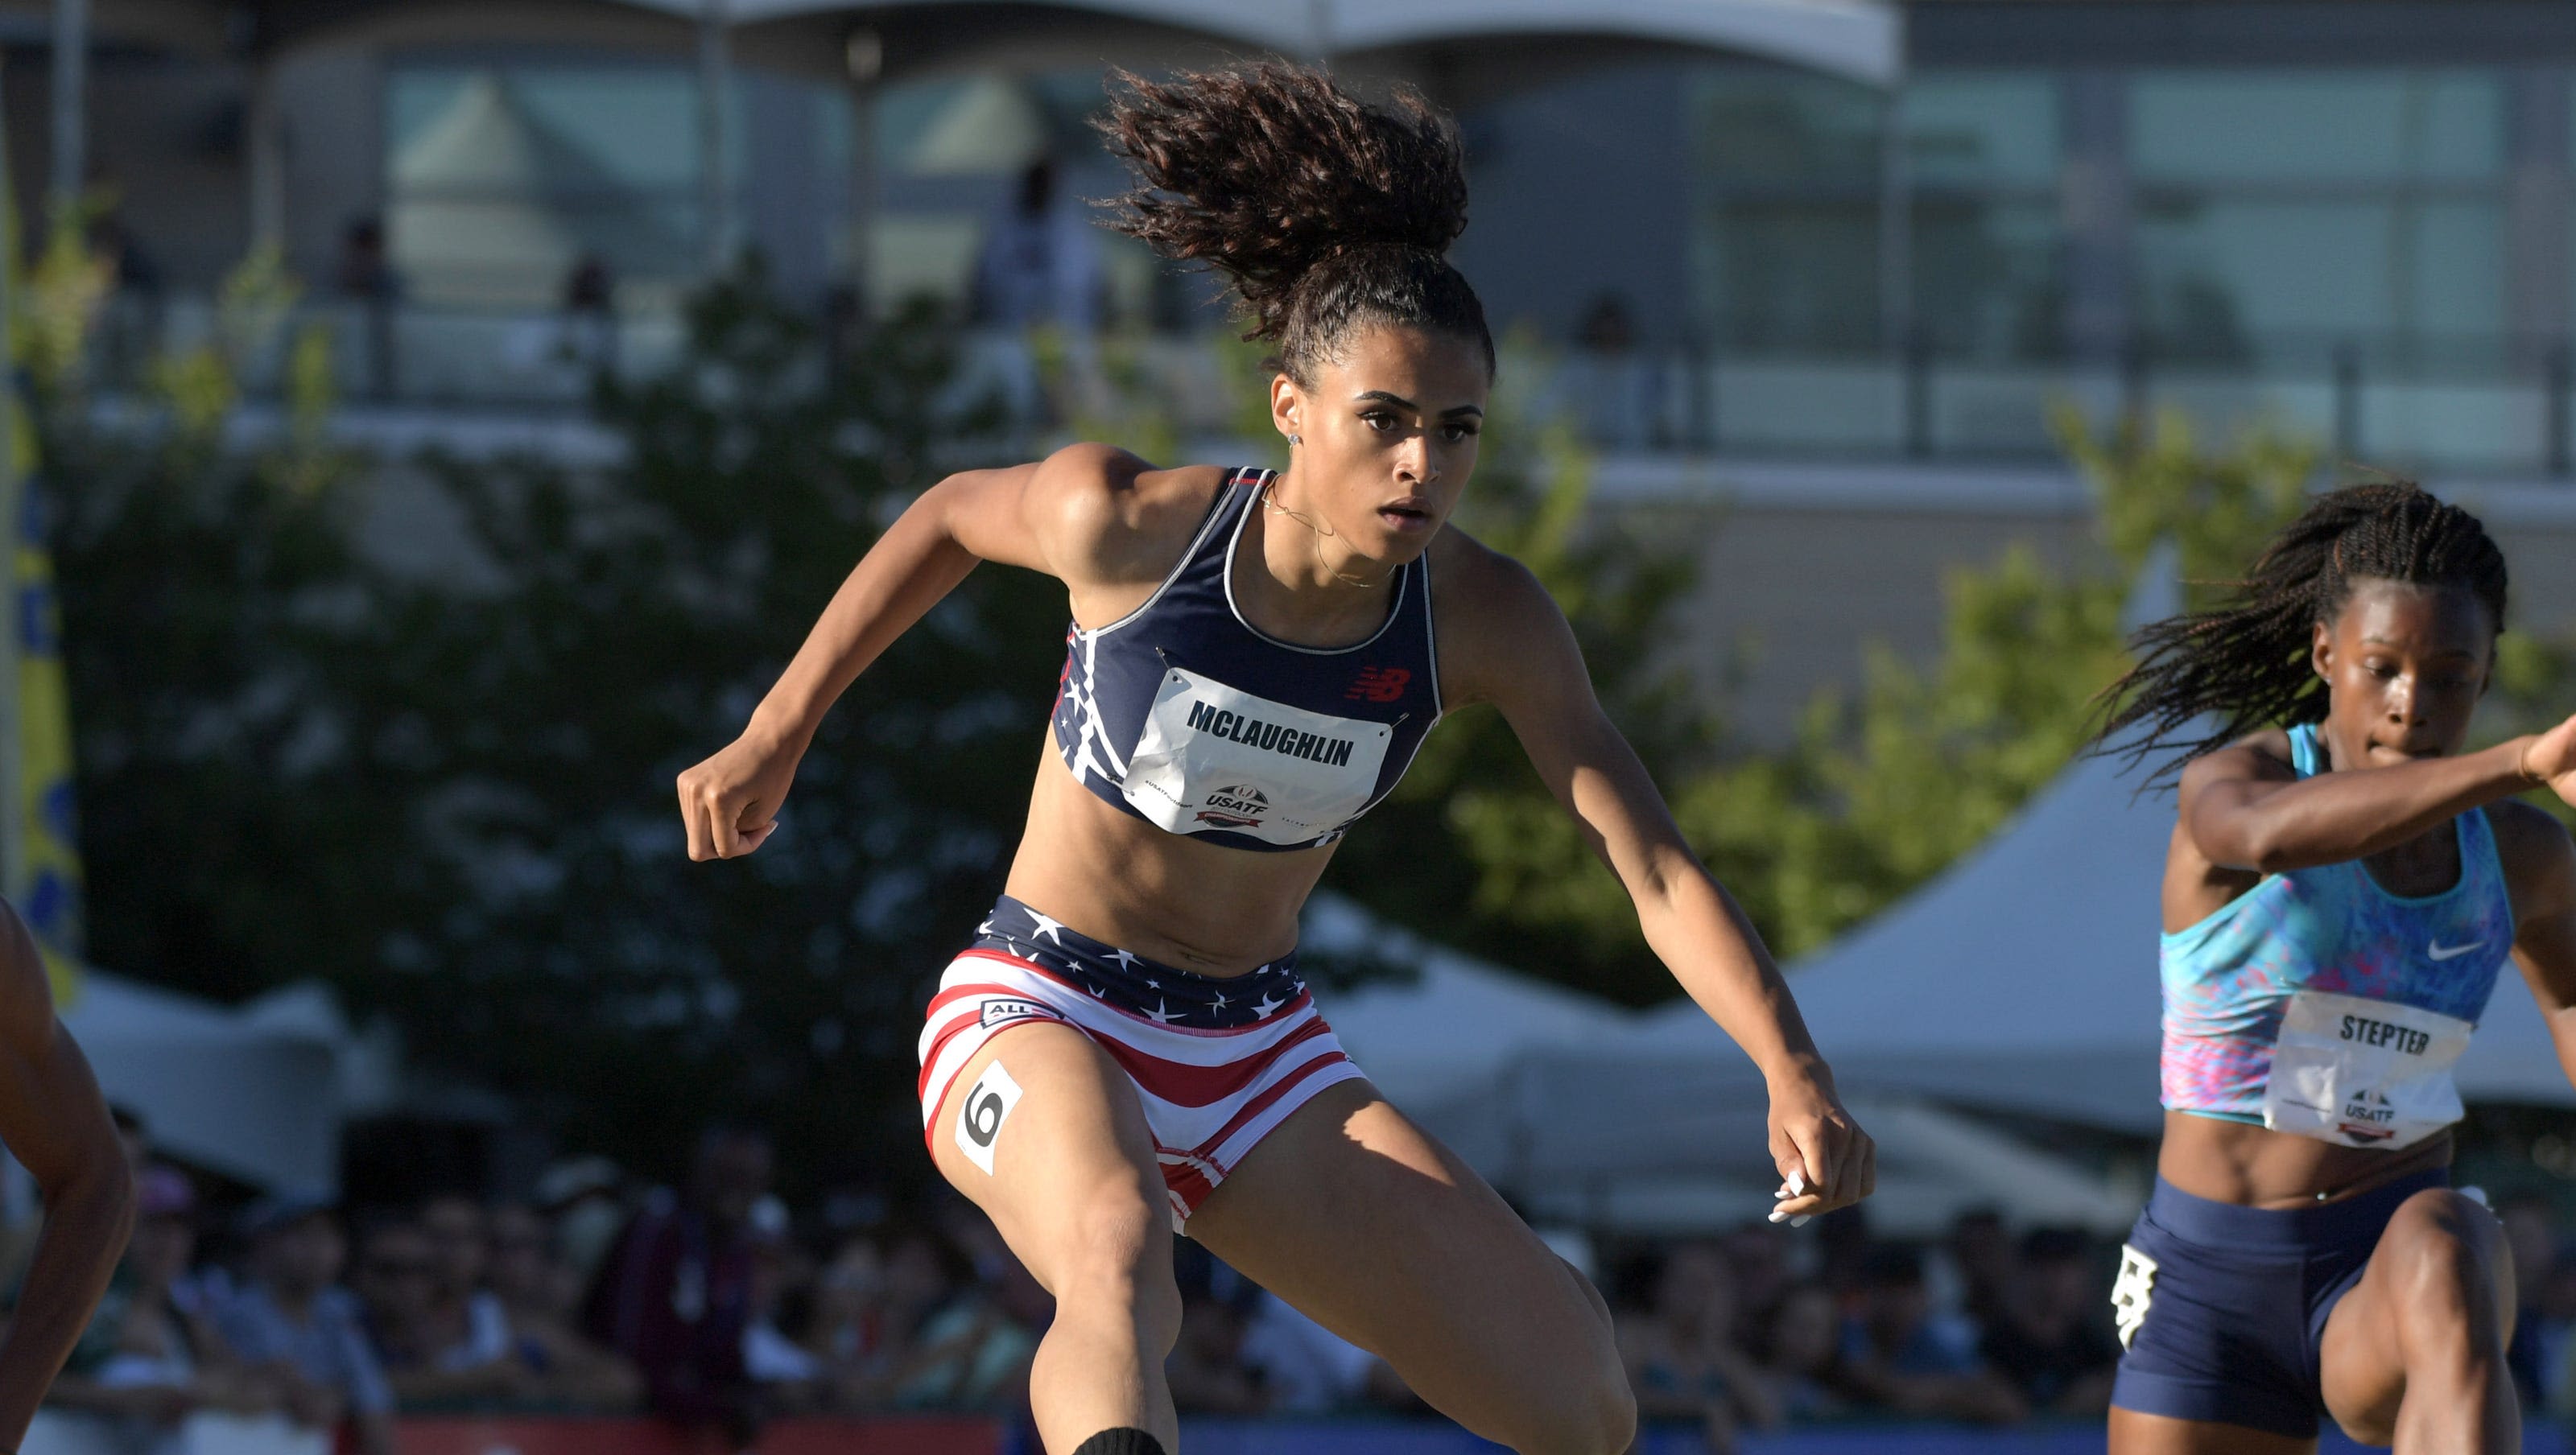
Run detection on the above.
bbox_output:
[918,896,1368,1228]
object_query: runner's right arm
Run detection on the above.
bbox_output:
[2182,714,2576,875]
[678,444,1181,860]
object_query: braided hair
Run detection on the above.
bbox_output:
[2096,483,2510,781]
[1092,62,1493,384]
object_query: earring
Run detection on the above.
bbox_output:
[1288,434,1302,446]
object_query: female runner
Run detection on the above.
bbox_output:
[678,63,1872,1455]
[2095,484,2576,1453]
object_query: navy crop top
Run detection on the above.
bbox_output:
[1049,468,1443,852]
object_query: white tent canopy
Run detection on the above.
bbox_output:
[1616,748,2576,1133]
[1302,896,2140,1236]
[1300,894,1641,1109]
[60,974,349,1193]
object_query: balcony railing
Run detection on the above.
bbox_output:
[72,293,2576,480]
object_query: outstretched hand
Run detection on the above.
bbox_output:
[1768,1070,1876,1224]
[2522,715,2576,807]
[677,726,803,861]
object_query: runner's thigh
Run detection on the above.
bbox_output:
[2314,1187,2513,1444]
[928,1021,1168,1293]
[1185,1078,1632,1453]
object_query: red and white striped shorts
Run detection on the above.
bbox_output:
[917,899,1368,1228]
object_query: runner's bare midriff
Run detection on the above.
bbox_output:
[2157,1109,2453,1210]
[1001,742,1332,975]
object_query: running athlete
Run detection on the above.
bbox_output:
[678,63,1873,1455]
[0,895,136,1450]
[2092,484,2576,1454]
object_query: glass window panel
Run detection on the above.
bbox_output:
[1913,197,2064,361]
[1905,73,2059,188]
[2135,197,2504,359]
[1692,200,1881,352]
[1688,68,1885,185]
[388,60,742,306]
[2132,71,2503,184]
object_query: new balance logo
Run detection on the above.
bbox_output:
[2110,1244,2158,1350]
[1346,666,1411,703]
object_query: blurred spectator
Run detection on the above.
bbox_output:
[970,157,1105,424]
[1837,1246,2023,1424]
[536,1157,628,1295]
[824,1224,963,1409]
[486,1202,640,1409]
[741,1199,824,1409]
[1746,1284,1851,1424]
[50,1166,275,1445]
[1976,1228,2116,1416]
[583,1127,772,1441]
[1238,1290,1391,1414]
[336,217,400,400]
[216,1198,396,1455]
[1942,1208,2014,1332]
[559,253,618,371]
[886,1245,1046,1414]
[2500,1193,2560,1407]
[1718,1222,1797,1346]
[971,159,1103,335]
[1164,1243,1270,1416]
[357,1210,539,1409]
[1619,1243,1773,1450]
[335,219,399,302]
[1558,291,1659,451]
[800,1232,890,1408]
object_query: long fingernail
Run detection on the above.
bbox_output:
[1790,1215,1811,1228]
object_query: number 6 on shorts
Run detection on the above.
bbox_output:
[956,1061,1025,1176]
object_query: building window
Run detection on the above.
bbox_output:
[2129,70,2508,366]
[1905,73,2065,361]
[386,60,747,309]
[1687,67,1886,353]
[1687,68,2066,360]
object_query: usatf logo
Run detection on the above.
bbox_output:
[1346,666,1411,703]
[1195,785,1269,829]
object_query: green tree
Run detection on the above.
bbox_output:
[341,271,1067,1184]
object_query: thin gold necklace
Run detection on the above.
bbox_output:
[1261,476,1397,591]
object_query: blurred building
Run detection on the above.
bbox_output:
[2,0,2574,737]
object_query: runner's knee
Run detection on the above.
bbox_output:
[1505,1366,1635,1455]
[2381,1189,2508,1358]
[1482,1313,1633,1455]
[1051,1183,1182,1346]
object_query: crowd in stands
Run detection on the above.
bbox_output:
[35,1118,2576,1453]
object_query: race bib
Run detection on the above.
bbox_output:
[2262,990,2473,1149]
[1122,668,1393,847]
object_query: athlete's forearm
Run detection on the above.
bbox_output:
[2198,737,2542,872]
[750,481,986,743]
[1636,859,1827,1086]
[0,1157,132,1448]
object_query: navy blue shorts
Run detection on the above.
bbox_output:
[2109,1168,2446,1437]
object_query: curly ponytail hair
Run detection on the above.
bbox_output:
[1093,62,1493,383]
[2095,483,2510,781]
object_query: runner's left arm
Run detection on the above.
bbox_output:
[1451,548,1874,1218]
[2496,802,2576,1091]
[0,899,133,1450]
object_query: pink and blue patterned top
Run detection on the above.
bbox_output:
[2159,724,2516,1121]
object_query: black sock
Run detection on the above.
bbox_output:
[1071,1431,1167,1455]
